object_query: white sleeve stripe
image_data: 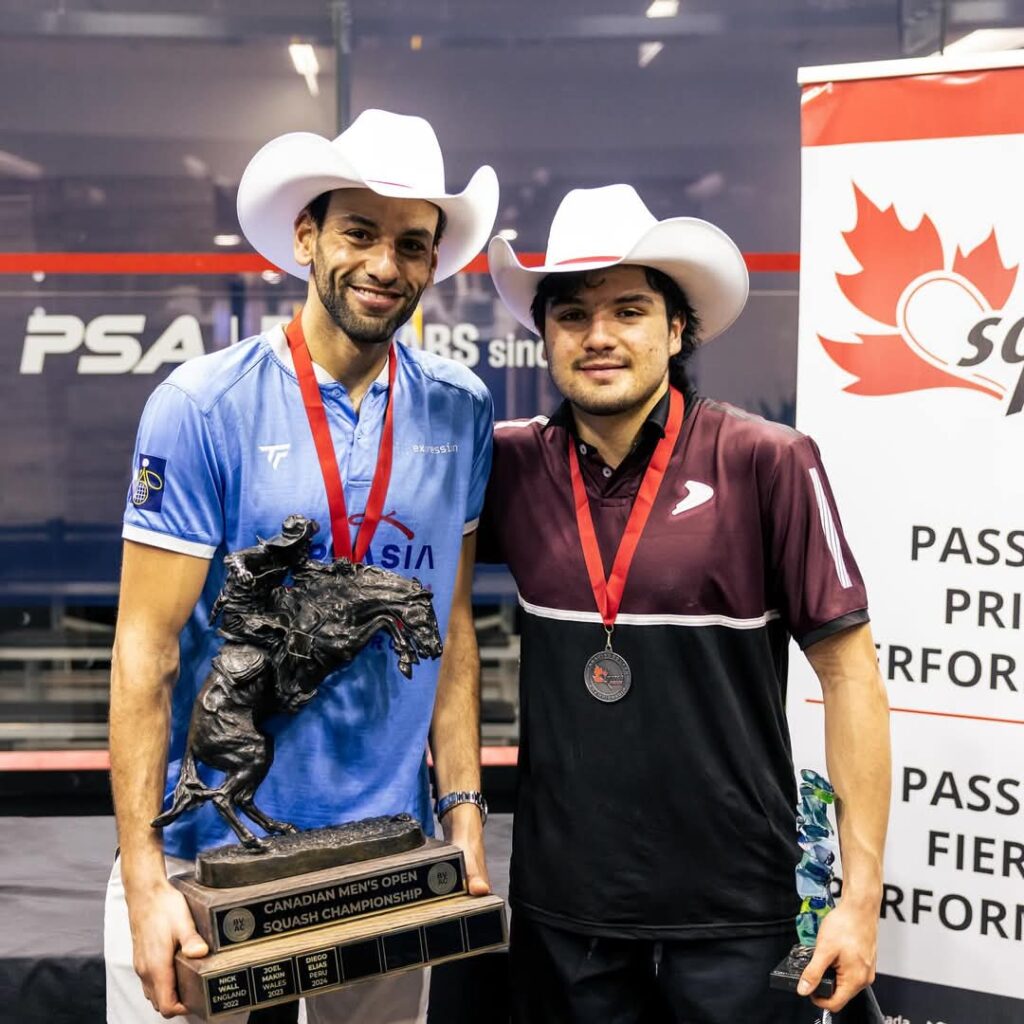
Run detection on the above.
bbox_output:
[122,524,216,559]
[463,517,480,535]
[811,470,851,589]
[824,505,850,587]
[494,416,549,430]
[808,468,852,589]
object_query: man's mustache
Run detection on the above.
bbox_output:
[340,276,413,300]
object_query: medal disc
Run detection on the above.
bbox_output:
[584,650,632,703]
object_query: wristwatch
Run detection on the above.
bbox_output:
[435,790,488,826]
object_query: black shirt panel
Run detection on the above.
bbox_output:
[511,613,800,938]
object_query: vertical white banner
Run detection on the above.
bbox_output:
[792,54,1024,1005]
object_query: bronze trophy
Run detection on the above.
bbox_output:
[152,515,506,1019]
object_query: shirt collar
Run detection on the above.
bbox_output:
[267,321,392,389]
[543,386,678,440]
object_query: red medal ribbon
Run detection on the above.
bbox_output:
[285,312,397,563]
[568,387,684,629]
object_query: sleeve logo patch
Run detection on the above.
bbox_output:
[130,454,166,511]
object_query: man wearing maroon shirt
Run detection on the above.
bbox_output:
[478,185,891,1024]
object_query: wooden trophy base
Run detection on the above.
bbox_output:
[175,892,507,1019]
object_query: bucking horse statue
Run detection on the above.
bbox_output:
[151,513,443,850]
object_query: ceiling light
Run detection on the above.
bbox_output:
[182,154,209,178]
[938,28,1024,54]
[0,149,43,179]
[289,42,320,97]
[638,41,664,67]
[32,271,45,283]
[498,228,518,241]
[646,0,678,18]
[684,171,725,202]
[214,234,241,247]
[261,269,284,284]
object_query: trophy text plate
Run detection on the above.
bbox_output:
[172,839,466,952]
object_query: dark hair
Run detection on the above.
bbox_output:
[304,191,332,229]
[301,190,448,248]
[529,266,701,392]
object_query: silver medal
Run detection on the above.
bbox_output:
[584,649,632,703]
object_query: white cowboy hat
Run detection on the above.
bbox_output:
[237,108,499,283]
[489,184,748,343]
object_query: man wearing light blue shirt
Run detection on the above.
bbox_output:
[104,109,499,1024]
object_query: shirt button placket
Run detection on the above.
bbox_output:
[350,391,381,480]
[329,390,358,480]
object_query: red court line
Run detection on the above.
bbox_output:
[0,745,520,771]
[0,749,111,771]
[744,253,800,272]
[481,745,519,767]
[0,252,800,275]
[804,698,1024,726]
[0,252,274,274]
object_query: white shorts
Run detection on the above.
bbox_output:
[104,855,429,1024]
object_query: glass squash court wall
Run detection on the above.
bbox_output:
[0,0,936,762]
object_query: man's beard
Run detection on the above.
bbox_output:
[311,258,423,345]
[559,365,666,418]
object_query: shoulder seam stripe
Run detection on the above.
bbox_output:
[518,594,780,629]
[168,333,277,415]
[495,415,549,430]
[396,342,493,400]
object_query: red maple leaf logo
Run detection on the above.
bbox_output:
[819,185,1018,399]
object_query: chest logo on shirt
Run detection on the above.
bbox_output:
[363,509,434,573]
[671,480,714,517]
[351,509,415,540]
[130,454,166,511]
[309,511,433,577]
[411,442,459,455]
[258,443,291,470]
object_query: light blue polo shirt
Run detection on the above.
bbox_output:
[123,324,493,860]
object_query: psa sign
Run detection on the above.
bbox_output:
[20,313,206,375]
[19,312,549,375]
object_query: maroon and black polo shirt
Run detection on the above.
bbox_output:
[477,388,869,939]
